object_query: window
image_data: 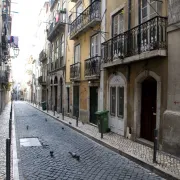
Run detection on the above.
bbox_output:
[62,0,66,22]
[54,39,58,60]
[68,14,72,33]
[110,87,116,116]
[141,0,162,23]
[74,44,80,63]
[76,3,83,17]
[60,34,64,57]
[117,87,124,118]
[91,34,100,57]
[112,10,124,37]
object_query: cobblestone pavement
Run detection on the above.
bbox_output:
[30,102,180,180]
[14,101,164,180]
[0,103,10,180]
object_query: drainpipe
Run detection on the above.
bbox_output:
[138,0,141,54]
[128,0,131,30]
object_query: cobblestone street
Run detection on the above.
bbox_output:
[14,101,164,180]
[0,103,10,180]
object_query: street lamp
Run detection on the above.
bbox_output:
[13,47,19,57]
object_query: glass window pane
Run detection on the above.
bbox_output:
[117,87,124,118]
[110,87,116,116]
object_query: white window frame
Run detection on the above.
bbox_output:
[91,33,100,57]
[74,44,80,63]
[112,9,124,37]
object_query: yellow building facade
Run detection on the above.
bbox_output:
[66,0,101,124]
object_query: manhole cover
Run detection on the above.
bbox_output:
[20,138,41,147]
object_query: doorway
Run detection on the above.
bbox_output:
[73,86,79,117]
[60,78,63,113]
[54,86,57,111]
[141,77,157,142]
[90,87,98,124]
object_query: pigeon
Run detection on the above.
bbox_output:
[62,127,64,130]
[45,118,47,122]
[69,122,72,125]
[26,125,29,130]
[57,116,59,118]
[50,151,54,157]
[69,152,80,161]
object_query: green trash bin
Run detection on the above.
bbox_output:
[41,101,46,110]
[95,110,109,133]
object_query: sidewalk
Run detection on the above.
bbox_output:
[0,103,10,180]
[29,102,180,180]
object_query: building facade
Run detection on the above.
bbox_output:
[67,0,102,124]
[0,0,12,113]
[100,0,168,147]
[46,0,67,113]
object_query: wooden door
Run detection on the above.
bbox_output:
[141,77,157,141]
[90,87,98,125]
[73,86,79,117]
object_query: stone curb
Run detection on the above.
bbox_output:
[28,103,180,180]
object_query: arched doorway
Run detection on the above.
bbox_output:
[141,77,157,141]
[134,71,161,142]
[54,76,58,111]
[59,78,63,113]
[108,73,127,136]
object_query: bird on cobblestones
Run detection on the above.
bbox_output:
[50,151,54,157]
[69,122,72,125]
[26,125,29,130]
[62,127,64,130]
[69,152,80,161]
[45,118,47,122]
[57,116,59,118]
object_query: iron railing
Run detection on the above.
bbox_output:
[39,50,47,62]
[70,62,81,80]
[47,57,64,73]
[102,16,167,63]
[70,0,101,38]
[85,56,101,77]
[47,11,65,39]
[0,70,9,84]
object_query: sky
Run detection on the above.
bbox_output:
[11,0,46,82]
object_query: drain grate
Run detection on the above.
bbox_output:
[20,138,42,147]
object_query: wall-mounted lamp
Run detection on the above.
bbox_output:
[13,47,19,57]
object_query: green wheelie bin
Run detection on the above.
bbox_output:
[95,110,109,133]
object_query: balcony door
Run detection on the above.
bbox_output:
[91,33,100,57]
[74,44,80,63]
[141,0,162,51]
[112,10,124,58]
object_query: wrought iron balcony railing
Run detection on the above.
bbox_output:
[47,57,64,73]
[70,62,81,80]
[47,12,66,41]
[85,56,101,79]
[70,0,101,39]
[0,70,9,84]
[38,76,46,85]
[39,50,47,62]
[102,16,167,63]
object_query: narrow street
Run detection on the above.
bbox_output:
[14,102,163,180]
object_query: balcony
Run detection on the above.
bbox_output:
[70,0,101,40]
[47,12,66,41]
[70,62,81,81]
[39,50,47,62]
[101,16,167,68]
[85,56,101,80]
[47,57,65,73]
[1,35,8,50]
[38,76,46,85]
[0,71,8,84]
